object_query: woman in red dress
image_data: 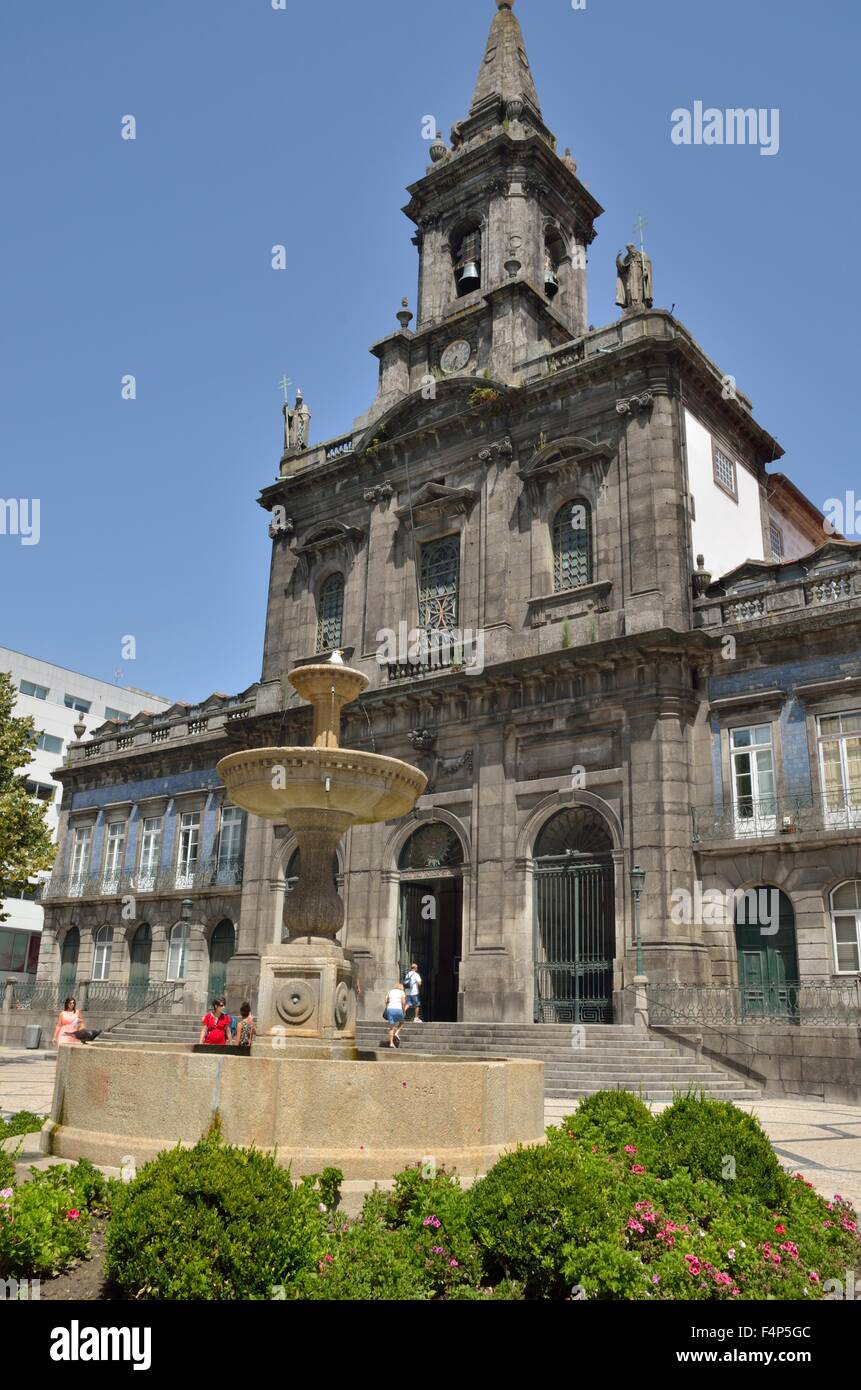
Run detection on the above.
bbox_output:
[199,997,233,1046]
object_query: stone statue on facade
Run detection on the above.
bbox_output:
[284,390,312,452]
[615,244,653,312]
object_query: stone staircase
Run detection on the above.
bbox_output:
[355,1021,763,1109]
[97,1015,763,1109]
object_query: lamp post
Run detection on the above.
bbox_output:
[181,898,194,923]
[629,864,648,1033]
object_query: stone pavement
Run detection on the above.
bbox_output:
[2,1047,859,1211]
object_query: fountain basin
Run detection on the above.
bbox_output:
[217,747,427,825]
[44,1045,546,1180]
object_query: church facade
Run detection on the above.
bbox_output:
[36,0,861,1031]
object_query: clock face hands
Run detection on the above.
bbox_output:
[440,339,472,374]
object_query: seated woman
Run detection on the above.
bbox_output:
[199,998,233,1046]
[53,996,84,1047]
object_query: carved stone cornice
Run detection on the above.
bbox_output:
[616,391,655,417]
[364,484,394,506]
[477,435,514,466]
[394,482,479,530]
[518,435,612,512]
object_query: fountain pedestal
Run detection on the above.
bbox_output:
[256,938,356,1060]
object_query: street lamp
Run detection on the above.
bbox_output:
[629,865,646,977]
[180,898,194,923]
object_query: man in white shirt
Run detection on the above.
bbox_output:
[404,962,423,1022]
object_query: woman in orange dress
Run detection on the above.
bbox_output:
[53,996,84,1046]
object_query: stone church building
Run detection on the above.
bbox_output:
[36,0,861,1037]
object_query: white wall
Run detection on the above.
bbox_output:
[768,505,818,563]
[0,649,173,945]
[686,411,765,579]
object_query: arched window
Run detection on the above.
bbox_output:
[451,222,482,298]
[167,923,190,981]
[399,823,465,871]
[553,499,592,592]
[419,536,460,632]
[59,926,80,1000]
[92,926,113,981]
[316,573,345,653]
[830,882,861,973]
[544,228,566,301]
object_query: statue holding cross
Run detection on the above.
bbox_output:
[282,384,312,453]
[616,218,653,313]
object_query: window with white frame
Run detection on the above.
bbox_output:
[167,923,189,981]
[69,825,92,893]
[817,712,861,819]
[36,732,63,755]
[769,521,785,562]
[138,816,162,889]
[176,811,200,887]
[105,706,131,724]
[829,881,861,973]
[712,443,738,500]
[102,822,126,890]
[91,925,113,981]
[730,725,776,834]
[217,806,243,880]
[20,680,48,700]
[64,694,92,714]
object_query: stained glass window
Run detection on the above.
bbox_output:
[419,537,460,632]
[316,573,345,652]
[553,500,592,592]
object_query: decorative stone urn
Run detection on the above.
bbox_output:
[217,655,427,1057]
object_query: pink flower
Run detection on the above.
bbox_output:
[627,1219,645,1234]
[431,1246,445,1255]
[714,1272,732,1286]
[0,1189,13,1201]
[66,1209,80,1221]
[651,1275,660,1285]
[774,1223,786,1235]
[731,1287,740,1297]
[422,1215,442,1229]
[630,1164,646,1174]
[449,1259,459,1268]
[727,1248,736,1260]
[324,1254,334,1263]
[685,1257,702,1277]
[809,1271,821,1284]
[780,1242,799,1259]
[634,1201,651,1212]
[624,1145,638,1155]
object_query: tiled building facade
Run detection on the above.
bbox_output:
[36,1,861,1033]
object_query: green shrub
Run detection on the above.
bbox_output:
[0,1111,45,1141]
[289,1194,432,1301]
[299,1166,343,1213]
[469,1142,626,1298]
[28,1159,107,1213]
[0,1174,90,1278]
[376,1163,482,1294]
[561,1090,655,1156]
[654,1096,792,1207]
[0,1147,16,1191]
[105,1139,328,1300]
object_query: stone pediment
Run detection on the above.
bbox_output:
[519,434,611,511]
[394,482,479,530]
[293,522,366,579]
[358,379,508,454]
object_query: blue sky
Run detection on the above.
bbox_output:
[1,0,858,702]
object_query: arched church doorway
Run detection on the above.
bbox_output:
[128,923,152,1007]
[398,823,464,1022]
[735,888,799,1019]
[59,927,80,1003]
[533,807,615,1023]
[207,919,236,1001]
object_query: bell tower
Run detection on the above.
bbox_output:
[403,0,602,365]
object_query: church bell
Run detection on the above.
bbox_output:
[545,266,559,298]
[457,260,481,293]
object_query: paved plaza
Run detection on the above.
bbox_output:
[3,1047,860,1210]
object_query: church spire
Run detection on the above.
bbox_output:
[469,0,542,122]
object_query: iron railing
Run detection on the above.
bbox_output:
[648,982,861,1027]
[692,789,861,844]
[43,857,243,901]
[9,980,180,1014]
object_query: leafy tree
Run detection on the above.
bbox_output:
[0,671,57,919]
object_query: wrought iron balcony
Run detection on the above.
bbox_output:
[10,980,180,1013]
[648,982,860,1027]
[691,790,861,844]
[43,857,243,902]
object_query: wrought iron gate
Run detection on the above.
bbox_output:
[533,859,614,1023]
[399,883,434,998]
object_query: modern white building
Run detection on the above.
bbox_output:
[0,648,172,979]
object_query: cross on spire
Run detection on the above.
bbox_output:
[634,215,648,254]
[278,375,293,402]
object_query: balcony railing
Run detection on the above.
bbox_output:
[692,789,861,844]
[648,982,861,1027]
[8,980,180,1014]
[43,857,243,901]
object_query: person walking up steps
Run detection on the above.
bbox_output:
[384,980,406,1049]
[404,962,423,1022]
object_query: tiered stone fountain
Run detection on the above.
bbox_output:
[215,654,428,1058]
[43,656,544,1178]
